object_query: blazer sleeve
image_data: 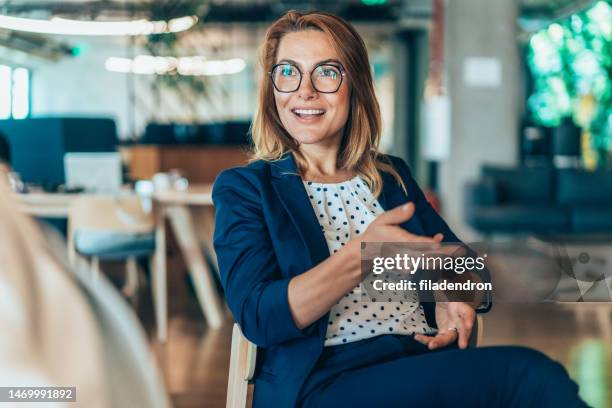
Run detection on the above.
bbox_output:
[212,168,309,347]
[390,156,492,313]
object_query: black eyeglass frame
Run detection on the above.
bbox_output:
[268,62,347,94]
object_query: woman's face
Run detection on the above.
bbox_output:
[273,30,350,148]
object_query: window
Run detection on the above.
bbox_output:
[0,65,30,120]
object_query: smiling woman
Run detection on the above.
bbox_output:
[212,10,589,408]
[272,30,350,158]
[250,11,405,190]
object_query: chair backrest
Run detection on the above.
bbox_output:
[226,315,484,408]
[67,194,154,263]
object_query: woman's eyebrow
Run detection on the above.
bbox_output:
[317,58,342,65]
[276,58,343,68]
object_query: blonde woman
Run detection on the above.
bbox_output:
[213,11,586,408]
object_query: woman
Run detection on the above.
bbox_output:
[213,11,587,408]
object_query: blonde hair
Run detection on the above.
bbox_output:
[250,10,406,198]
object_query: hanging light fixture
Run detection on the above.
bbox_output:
[105,56,246,76]
[0,14,198,36]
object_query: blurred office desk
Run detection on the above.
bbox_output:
[152,184,224,342]
[16,185,224,343]
[17,191,83,218]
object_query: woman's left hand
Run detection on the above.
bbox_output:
[414,302,476,350]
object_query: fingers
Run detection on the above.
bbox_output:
[414,329,457,350]
[457,309,475,349]
[370,202,445,244]
[375,202,415,226]
[400,231,443,245]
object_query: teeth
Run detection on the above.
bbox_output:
[294,109,324,115]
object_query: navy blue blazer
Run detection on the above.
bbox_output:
[213,152,464,407]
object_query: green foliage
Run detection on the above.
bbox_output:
[526,1,612,164]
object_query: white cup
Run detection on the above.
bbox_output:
[152,173,171,191]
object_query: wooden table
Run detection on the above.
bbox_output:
[151,185,224,343]
[16,184,224,343]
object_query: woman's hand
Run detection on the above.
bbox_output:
[414,302,476,350]
[288,202,444,330]
[354,202,444,248]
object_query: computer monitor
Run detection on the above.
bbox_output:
[64,152,122,193]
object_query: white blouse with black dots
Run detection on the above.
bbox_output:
[302,175,434,346]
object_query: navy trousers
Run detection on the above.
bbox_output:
[298,334,588,408]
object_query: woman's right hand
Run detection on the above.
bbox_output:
[356,202,444,247]
[287,203,443,330]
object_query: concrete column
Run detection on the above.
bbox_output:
[439,0,520,238]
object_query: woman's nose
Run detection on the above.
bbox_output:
[297,75,317,100]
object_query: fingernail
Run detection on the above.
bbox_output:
[402,204,410,212]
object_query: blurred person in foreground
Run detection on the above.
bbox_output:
[0,178,169,408]
[212,10,588,408]
[0,131,11,173]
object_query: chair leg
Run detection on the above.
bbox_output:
[152,205,168,344]
[151,254,167,344]
[167,205,223,329]
[123,256,140,300]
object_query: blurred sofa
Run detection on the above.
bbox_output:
[464,165,612,235]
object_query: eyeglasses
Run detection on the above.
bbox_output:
[269,62,346,93]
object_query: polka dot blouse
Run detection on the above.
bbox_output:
[302,176,433,347]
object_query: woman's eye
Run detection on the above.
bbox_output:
[281,65,297,76]
[318,67,339,79]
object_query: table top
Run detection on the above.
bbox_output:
[152,184,212,206]
[15,183,213,218]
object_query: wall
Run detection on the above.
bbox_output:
[30,30,260,139]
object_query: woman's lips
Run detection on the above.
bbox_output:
[291,108,326,123]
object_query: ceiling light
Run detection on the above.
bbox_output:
[0,14,198,36]
[105,56,246,76]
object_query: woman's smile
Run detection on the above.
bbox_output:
[291,107,327,122]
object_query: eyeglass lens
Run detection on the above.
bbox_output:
[271,63,342,93]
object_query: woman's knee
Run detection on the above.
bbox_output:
[503,346,566,374]
[495,346,584,407]
[496,346,570,381]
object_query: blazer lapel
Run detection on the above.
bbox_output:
[379,170,425,235]
[270,153,331,271]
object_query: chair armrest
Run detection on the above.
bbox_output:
[468,315,484,348]
[244,333,257,381]
[228,323,256,408]
[231,323,257,381]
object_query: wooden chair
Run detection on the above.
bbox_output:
[67,195,165,341]
[226,315,484,408]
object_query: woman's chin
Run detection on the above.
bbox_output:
[292,135,331,146]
